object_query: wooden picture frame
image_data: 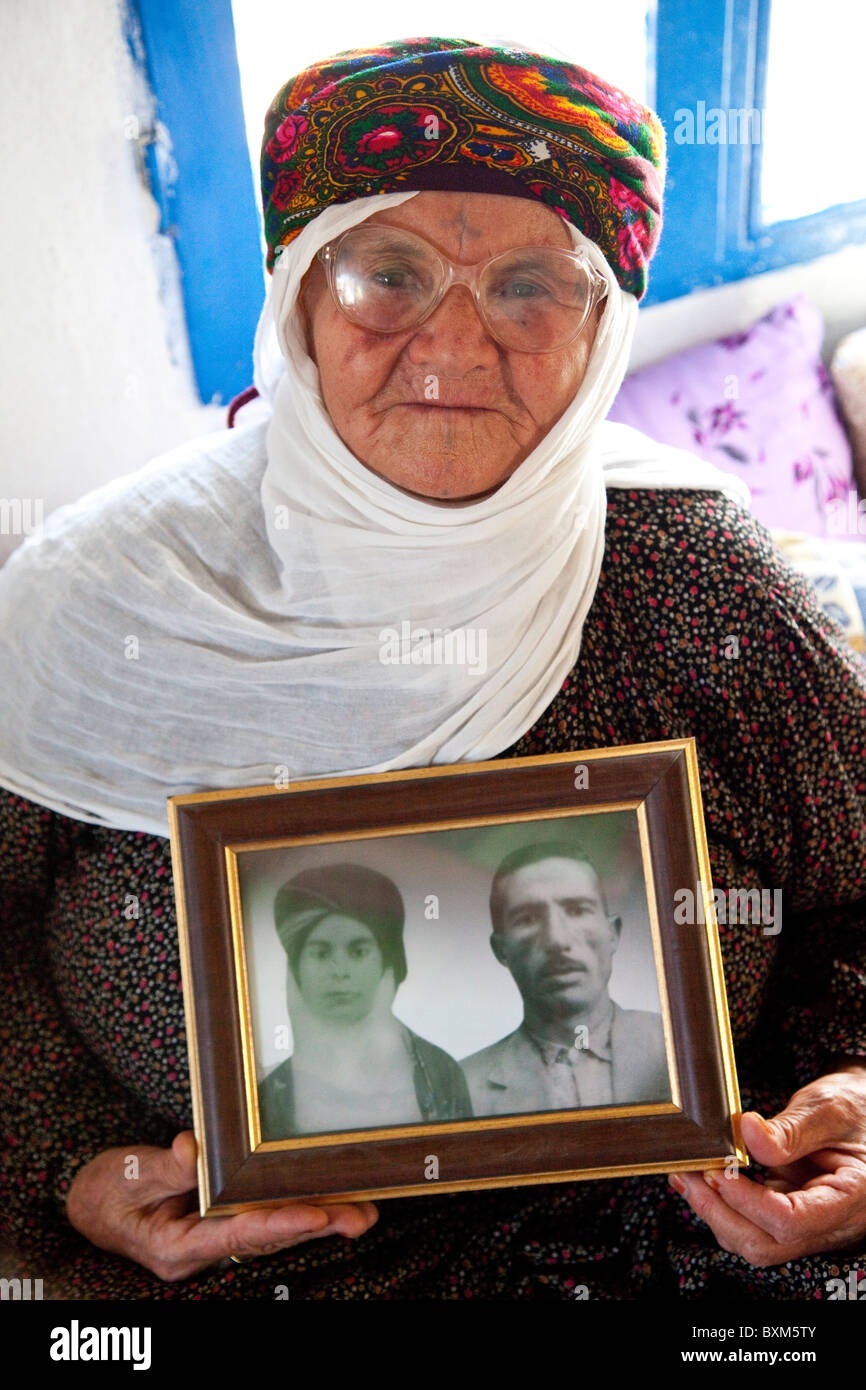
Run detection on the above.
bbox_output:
[168,738,746,1217]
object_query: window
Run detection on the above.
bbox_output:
[231,2,653,186]
[760,0,866,223]
[650,0,866,303]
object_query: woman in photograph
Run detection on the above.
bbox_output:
[0,37,864,1298]
[258,864,471,1137]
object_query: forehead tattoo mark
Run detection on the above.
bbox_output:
[440,205,487,258]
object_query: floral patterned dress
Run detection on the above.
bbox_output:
[2,485,865,1300]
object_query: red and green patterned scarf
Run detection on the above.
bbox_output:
[261,36,666,298]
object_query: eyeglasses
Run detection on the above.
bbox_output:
[317,224,608,354]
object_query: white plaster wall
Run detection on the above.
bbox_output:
[1,0,864,569]
[631,241,866,371]
[0,0,226,567]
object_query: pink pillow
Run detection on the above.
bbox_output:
[608,296,858,537]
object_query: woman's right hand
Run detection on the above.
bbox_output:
[66,1130,378,1282]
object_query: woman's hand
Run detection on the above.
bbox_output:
[66,1130,379,1282]
[669,1064,866,1266]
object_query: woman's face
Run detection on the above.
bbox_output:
[295,913,386,1024]
[300,191,602,501]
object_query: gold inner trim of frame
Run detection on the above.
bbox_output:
[684,740,745,1157]
[228,799,640,855]
[635,800,681,1110]
[226,848,259,1154]
[226,800,684,1153]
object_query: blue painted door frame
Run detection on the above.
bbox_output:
[126,0,265,403]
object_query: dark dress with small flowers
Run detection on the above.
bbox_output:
[2,485,865,1300]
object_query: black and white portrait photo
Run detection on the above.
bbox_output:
[256,862,471,1138]
[236,809,673,1141]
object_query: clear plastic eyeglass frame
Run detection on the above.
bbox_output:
[316,224,609,353]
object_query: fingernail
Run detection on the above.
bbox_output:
[703,1171,721,1191]
[745,1111,772,1133]
[669,1175,685,1194]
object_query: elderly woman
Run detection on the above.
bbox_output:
[0,37,865,1299]
[259,865,471,1136]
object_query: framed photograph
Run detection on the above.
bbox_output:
[168,738,746,1217]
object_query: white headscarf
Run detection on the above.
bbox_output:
[0,191,748,837]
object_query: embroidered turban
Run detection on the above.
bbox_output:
[274,864,408,985]
[261,36,666,298]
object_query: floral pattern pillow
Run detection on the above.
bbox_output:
[608,296,859,538]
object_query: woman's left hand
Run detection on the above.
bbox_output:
[668,1063,866,1266]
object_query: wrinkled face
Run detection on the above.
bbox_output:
[296,913,385,1024]
[299,191,602,500]
[493,858,620,1016]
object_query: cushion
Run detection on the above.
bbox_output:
[771,530,866,655]
[608,296,859,539]
[831,327,866,498]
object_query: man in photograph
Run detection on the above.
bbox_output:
[462,842,670,1116]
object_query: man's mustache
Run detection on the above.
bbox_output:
[541,956,593,978]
